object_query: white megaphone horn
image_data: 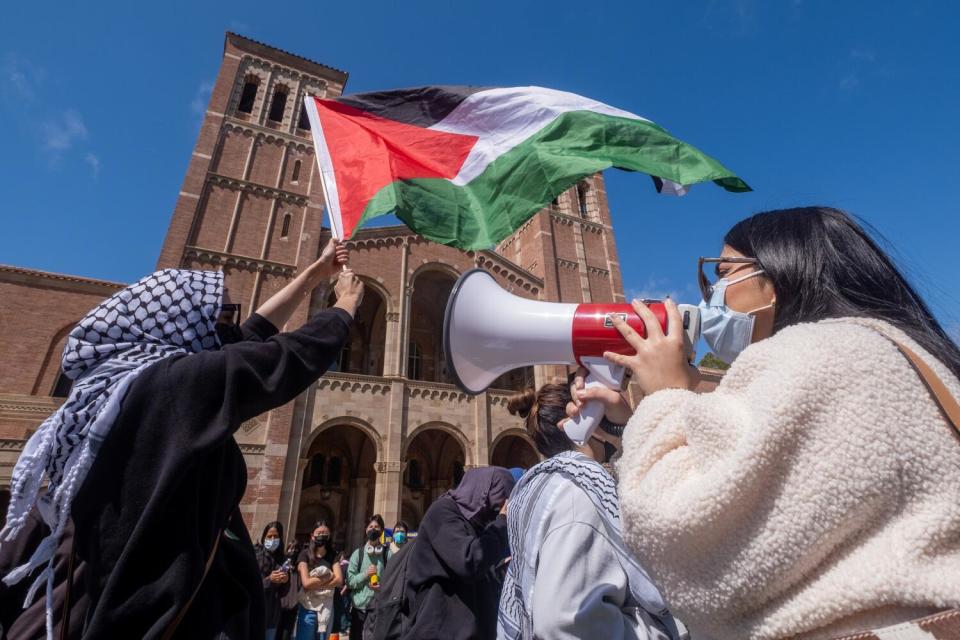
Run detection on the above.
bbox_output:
[443,269,701,445]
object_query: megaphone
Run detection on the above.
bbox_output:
[443,269,700,445]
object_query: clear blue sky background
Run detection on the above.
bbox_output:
[2,1,958,339]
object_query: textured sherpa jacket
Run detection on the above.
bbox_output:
[616,317,960,640]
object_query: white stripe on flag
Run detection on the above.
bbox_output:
[304,96,345,240]
[429,86,651,186]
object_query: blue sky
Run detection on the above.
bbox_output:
[1,1,958,338]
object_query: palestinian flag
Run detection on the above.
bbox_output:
[304,86,749,249]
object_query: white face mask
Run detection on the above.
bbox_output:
[697,270,773,364]
[264,538,280,552]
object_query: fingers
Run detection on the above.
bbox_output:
[631,299,664,340]
[609,313,645,352]
[664,298,684,343]
[603,351,629,368]
[570,366,588,407]
[565,400,580,419]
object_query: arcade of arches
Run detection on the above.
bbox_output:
[296,422,541,546]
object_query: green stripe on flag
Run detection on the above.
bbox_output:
[355,110,749,249]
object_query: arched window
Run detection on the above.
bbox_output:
[336,343,352,372]
[291,159,301,183]
[407,342,423,380]
[305,454,326,488]
[52,372,73,398]
[237,78,258,114]
[268,85,288,122]
[326,456,342,486]
[576,182,589,219]
[406,459,424,489]
[280,212,292,239]
[297,105,311,130]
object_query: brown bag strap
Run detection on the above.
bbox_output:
[58,542,77,640]
[885,337,960,438]
[161,531,222,640]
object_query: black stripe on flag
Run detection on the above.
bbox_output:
[335,85,491,127]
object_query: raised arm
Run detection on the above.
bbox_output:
[163,270,364,448]
[254,238,349,330]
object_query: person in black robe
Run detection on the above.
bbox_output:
[404,467,514,640]
[0,239,362,639]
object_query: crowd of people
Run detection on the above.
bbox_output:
[1,206,959,639]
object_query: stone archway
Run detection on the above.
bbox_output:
[490,431,541,470]
[325,280,389,376]
[400,425,468,530]
[297,422,378,551]
[407,268,458,383]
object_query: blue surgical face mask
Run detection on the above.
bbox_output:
[697,270,772,364]
[264,538,280,552]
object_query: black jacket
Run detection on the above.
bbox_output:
[69,309,350,639]
[405,495,509,640]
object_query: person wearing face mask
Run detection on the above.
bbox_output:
[388,521,410,555]
[296,522,342,640]
[575,207,960,639]
[404,467,514,640]
[255,521,290,640]
[0,238,363,639]
[345,515,390,639]
[497,384,682,640]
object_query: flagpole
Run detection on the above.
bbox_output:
[304,93,347,272]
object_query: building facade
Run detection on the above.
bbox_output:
[0,33,718,552]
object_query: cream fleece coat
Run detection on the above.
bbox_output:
[616,317,960,640]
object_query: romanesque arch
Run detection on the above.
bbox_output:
[490,429,541,469]
[297,417,382,549]
[407,265,459,383]
[400,421,469,529]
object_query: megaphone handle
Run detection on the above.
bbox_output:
[564,377,610,446]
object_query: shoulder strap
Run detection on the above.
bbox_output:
[58,541,77,640]
[161,531,221,640]
[885,337,960,438]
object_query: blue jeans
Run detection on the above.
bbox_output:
[295,605,330,640]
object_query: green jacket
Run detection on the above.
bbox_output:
[346,544,391,610]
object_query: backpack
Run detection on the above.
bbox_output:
[363,539,418,640]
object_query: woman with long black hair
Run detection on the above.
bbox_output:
[255,521,290,640]
[576,207,960,639]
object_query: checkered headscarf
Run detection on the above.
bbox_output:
[1,269,223,638]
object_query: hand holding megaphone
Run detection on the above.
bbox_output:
[443,270,701,446]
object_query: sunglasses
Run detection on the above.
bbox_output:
[698,256,760,301]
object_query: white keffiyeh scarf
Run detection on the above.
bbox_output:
[0,269,223,638]
[498,451,679,640]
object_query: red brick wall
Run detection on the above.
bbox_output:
[0,268,124,437]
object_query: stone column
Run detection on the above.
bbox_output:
[384,239,409,377]
[282,457,309,537]
[374,460,403,528]
[474,393,491,467]
[348,478,369,550]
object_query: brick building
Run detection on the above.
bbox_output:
[0,33,719,551]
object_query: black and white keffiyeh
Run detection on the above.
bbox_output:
[498,451,677,640]
[0,269,223,637]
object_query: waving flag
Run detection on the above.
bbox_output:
[304,86,749,248]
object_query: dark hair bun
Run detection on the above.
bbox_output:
[507,387,537,418]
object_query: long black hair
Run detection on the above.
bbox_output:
[724,207,960,379]
[260,520,285,564]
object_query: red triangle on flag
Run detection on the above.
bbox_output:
[313,99,479,238]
